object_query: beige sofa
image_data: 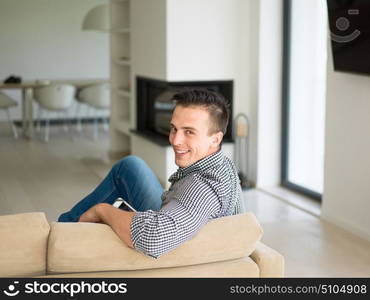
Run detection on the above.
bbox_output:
[0,212,284,278]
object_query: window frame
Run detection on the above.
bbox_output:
[281,0,322,201]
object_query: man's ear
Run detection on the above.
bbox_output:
[212,131,224,148]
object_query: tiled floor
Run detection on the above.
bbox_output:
[243,189,370,277]
[0,122,370,277]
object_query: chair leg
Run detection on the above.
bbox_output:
[93,117,98,140]
[5,108,18,139]
[63,111,69,132]
[37,105,42,132]
[75,102,82,132]
[44,116,50,142]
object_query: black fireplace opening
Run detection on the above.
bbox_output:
[135,76,233,145]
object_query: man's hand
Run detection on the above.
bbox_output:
[79,205,102,223]
[78,203,135,248]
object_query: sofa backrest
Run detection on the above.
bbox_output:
[0,212,50,277]
[47,212,263,274]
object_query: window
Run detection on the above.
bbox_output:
[282,0,327,200]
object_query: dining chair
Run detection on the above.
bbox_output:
[75,83,110,140]
[0,92,18,138]
[33,84,75,142]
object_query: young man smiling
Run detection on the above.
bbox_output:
[58,89,243,258]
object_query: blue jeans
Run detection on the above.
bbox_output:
[58,155,164,222]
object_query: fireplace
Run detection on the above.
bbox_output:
[135,76,234,145]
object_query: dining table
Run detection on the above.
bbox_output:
[0,79,109,139]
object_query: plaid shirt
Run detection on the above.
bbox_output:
[130,150,243,258]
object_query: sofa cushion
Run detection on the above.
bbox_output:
[0,212,50,277]
[42,257,259,278]
[47,212,262,274]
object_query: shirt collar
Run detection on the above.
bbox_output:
[168,150,224,183]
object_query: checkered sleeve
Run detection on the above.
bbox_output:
[130,174,221,258]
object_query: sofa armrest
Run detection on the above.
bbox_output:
[249,242,284,277]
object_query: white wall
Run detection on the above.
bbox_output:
[256,0,283,187]
[166,0,238,81]
[0,0,109,121]
[321,40,370,240]
[131,0,167,81]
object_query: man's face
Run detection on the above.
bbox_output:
[169,105,222,168]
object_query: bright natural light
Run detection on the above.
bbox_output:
[287,0,327,194]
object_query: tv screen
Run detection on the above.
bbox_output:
[327,0,370,75]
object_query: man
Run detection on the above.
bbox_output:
[58,88,243,258]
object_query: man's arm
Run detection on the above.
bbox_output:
[131,176,221,258]
[79,203,135,248]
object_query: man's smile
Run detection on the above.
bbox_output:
[174,149,190,156]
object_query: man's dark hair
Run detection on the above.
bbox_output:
[172,88,230,135]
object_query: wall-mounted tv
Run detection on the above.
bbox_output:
[327,0,370,75]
